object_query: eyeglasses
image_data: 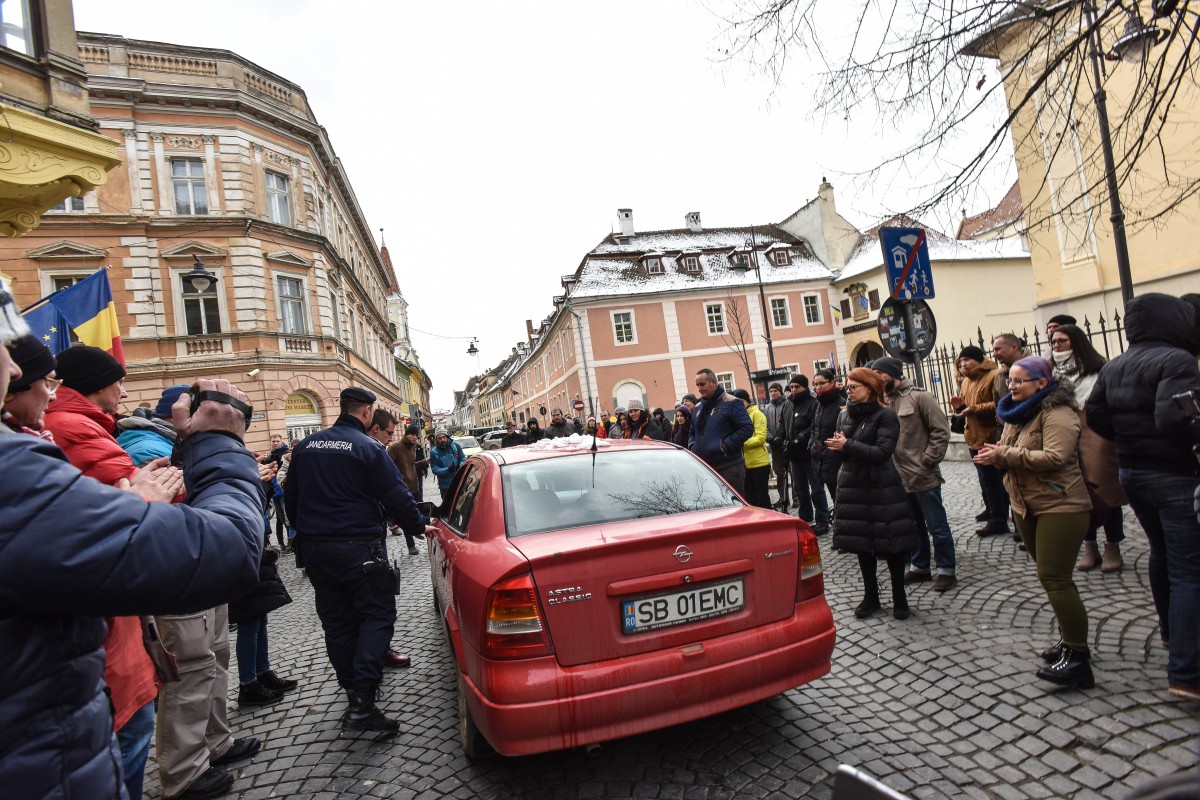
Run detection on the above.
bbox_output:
[1006,378,1034,387]
[845,383,864,391]
[1050,338,1071,349]
[43,376,62,391]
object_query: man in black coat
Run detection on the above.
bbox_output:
[1086,293,1200,699]
[782,375,830,534]
[500,421,526,448]
[0,275,265,800]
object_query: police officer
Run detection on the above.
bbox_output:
[283,387,433,733]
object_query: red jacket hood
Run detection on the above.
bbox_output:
[46,386,119,433]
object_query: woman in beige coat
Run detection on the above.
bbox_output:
[974,356,1094,689]
[952,346,1009,535]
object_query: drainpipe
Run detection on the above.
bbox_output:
[564,302,596,417]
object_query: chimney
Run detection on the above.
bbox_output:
[685,211,702,232]
[617,208,635,237]
[526,319,534,341]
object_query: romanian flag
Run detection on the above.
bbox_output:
[830,303,842,324]
[20,301,72,354]
[24,269,125,365]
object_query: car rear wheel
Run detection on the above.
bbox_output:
[457,670,492,759]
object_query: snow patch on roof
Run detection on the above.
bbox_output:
[838,218,1029,281]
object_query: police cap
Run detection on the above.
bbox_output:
[340,386,376,404]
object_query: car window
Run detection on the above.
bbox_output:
[501,449,741,537]
[447,463,483,535]
[455,436,480,449]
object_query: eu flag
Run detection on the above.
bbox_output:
[21,301,72,354]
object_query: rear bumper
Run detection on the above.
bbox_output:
[462,598,835,755]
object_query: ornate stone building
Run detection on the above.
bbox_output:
[0,33,413,449]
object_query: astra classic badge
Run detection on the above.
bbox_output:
[672,545,693,563]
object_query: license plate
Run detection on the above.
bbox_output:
[622,579,744,634]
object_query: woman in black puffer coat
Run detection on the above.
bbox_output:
[827,367,919,620]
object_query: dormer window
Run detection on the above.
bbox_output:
[683,255,700,273]
[729,252,751,269]
[645,257,664,274]
[771,249,791,266]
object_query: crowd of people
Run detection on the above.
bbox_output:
[2,263,1197,798]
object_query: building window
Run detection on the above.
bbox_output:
[730,252,750,269]
[181,274,221,335]
[265,171,292,225]
[46,195,86,214]
[277,276,308,334]
[328,289,341,341]
[840,299,852,321]
[0,0,35,55]
[705,302,726,334]
[645,257,663,274]
[780,363,800,377]
[51,275,83,292]
[868,289,880,310]
[612,310,636,345]
[683,256,700,273]
[771,249,791,266]
[803,294,823,324]
[813,359,831,372]
[716,371,736,390]
[171,159,208,215]
[770,297,790,327]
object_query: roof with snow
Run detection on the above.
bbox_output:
[957,181,1023,240]
[838,215,1028,281]
[568,225,834,300]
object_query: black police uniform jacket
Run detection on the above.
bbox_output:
[284,414,427,539]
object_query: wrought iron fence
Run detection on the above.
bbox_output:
[839,308,1128,420]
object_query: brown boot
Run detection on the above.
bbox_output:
[1075,541,1100,571]
[1101,542,1124,573]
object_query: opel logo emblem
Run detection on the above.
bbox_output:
[672,545,693,563]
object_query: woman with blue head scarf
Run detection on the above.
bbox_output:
[973,355,1095,690]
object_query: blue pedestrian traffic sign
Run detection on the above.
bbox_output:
[879,226,935,300]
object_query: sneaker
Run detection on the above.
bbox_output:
[211,737,260,766]
[237,680,282,707]
[931,574,957,592]
[166,767,235,800]
[903,569,931,584]
[258,669,298,694]
[407,545,419,555]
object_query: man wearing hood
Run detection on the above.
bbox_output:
[525,417,546,443]
[429,427,467,496]
[1086,293,1200,700]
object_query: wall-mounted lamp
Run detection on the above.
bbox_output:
[182,255,218,293]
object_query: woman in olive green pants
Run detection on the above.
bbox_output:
[975,356,1094,689]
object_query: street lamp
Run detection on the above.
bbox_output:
[466,337,479,356]
[729,227,776,370]
[182,255,218,293]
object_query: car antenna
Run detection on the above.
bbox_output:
[591,425,598,487]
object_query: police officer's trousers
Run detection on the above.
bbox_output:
[303,538,396,689]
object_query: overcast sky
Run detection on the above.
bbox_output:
[74,0,1013,409]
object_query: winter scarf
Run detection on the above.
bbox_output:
[996,384,1060,426]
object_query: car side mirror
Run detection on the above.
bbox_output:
[418,501,436,519]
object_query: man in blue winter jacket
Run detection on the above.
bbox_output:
[429,426,466,497]
[688,368,754,491]
[0,277,265,800]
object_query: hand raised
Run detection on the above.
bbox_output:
[172,379,251,441]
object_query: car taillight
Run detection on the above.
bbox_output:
[796,524,825,602]
[482,574,554,659]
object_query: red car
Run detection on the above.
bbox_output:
[427,438,835,757]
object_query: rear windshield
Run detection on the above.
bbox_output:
[502,449,742,537]
[455,437,479,449]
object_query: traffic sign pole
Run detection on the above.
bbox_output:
[901,300,925,389]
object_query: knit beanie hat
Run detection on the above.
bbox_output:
[958,345,986,363]
[153,384,190,419]
[871,356,905,380]
[434,426,449,437]
[730,388,752,403]
[5,334,56,393]
[56,345,126,396]
[0,276,29,345]
[626,397,646,412]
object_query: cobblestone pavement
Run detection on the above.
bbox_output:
[143,463,1199,799]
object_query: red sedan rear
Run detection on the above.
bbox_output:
[427,438,835,757]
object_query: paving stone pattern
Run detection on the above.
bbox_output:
[142,463,1198,799]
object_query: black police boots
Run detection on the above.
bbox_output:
[1036,645,1095,689]
[342,683,400,733]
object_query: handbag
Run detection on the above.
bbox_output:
[141,616,181,684]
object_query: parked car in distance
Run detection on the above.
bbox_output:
[453,435,482,456]
[481,430,508,450]
[427,438,836,758]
